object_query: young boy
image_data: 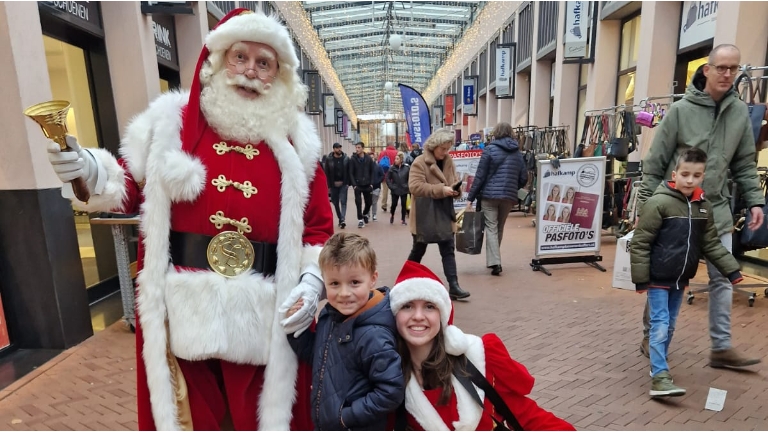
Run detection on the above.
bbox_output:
[631,148,743,398]
[282,232,404,430]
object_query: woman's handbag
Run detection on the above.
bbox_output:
[455,209,484,255]
[737,205,768,250]
[414,196,456,243]
[453,358,524,431]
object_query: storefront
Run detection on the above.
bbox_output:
[38,1,124,304]
[151,14,181,91]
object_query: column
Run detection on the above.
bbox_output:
[633,1,679,159]
[102,2,161,131]
[498,97,513,124]
[713,2,768,68]
[487,89,499,128]
[552,1,580,151]
[530,60,552,127]
[584,18,620,113]
[0,2,93,349]
[512,73,530,126]
[176,1,209,89]
[477,95,487,131]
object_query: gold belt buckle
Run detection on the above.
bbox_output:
[206,231,255,278]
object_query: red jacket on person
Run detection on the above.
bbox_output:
[379,145,398,167]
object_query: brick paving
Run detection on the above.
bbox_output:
[0,209,767,430]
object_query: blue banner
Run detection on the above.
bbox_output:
[399,84,431,146]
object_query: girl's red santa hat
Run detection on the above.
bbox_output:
[389,260,470,356]
[183,8,302,152]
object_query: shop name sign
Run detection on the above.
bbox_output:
[679,1,718,50]
[564,1,588,58]
[152,15,178,69]
[39,1,103,36]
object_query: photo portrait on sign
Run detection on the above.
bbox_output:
[561,186,577,204]
[546,184,563,202]
[557,205,572,223]
[543,204,558,221]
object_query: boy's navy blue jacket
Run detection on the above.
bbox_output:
[288,287,404,430]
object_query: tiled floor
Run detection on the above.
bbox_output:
[0,208,766,430]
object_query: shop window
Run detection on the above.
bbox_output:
[43,35,101,287]
[617,15,640,106]
[619,15,641,71]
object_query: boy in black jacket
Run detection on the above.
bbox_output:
[348,142,376,228]
[283,233,404,430]
[631,148,743,398]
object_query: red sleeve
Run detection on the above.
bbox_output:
[117,158,142,214]
[302,163,334,246]
[482,334,575,431]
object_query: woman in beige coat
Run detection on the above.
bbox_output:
[407,128,470,300]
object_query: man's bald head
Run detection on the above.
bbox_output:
[708,44,740,63]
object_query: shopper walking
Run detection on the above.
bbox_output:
[386,152,410,225]
[371,155,385,222]
[636,44,764,368]
[349,142,376,228]
[465,122,527,276]
[379,142,398,212]
[407,128,470,300]
[324,142,349,229]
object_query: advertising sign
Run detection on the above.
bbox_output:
[495,44,515,97]
[444,94,455,125]
[335,108,344,134]
[304,71,321,114]
[564,1,589,58]
[152,15,179,70]
[679,1,718,50]
[399,84,431,147]
[38,1,103,37]
[535,157,605,257]
[463,77,476,115]
[448,150,483,211]
[432,105,443,129]
[323,94,335,126]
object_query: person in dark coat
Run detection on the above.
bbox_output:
[324,143,350,229]
[284,233,405,430]
[348,142,377,228]
[371,152,385,222]
[386,151,410,225]
[465,122,527,276]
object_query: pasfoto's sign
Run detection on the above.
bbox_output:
[152,14,178,70]
[535,157,605,257]
[39,1,103,37]
[679,1,718,50]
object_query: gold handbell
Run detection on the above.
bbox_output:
[24,100,90,202]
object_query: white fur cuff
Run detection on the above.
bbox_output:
[69,147,127,213]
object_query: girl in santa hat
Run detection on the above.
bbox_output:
[389,260,575,431]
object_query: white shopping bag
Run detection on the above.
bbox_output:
[612,230,634,290]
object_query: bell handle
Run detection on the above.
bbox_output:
[71,177,91,203]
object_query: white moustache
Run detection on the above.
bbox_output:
[226,74,272,95]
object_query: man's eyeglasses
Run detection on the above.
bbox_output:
[708,64,740,76]
[226,51,277,80]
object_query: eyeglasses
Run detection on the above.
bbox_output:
[226,51,277,80]
[227,61,276,80]
[708,64,740,76]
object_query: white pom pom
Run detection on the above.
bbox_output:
[444,325,469,356]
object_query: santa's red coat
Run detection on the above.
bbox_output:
[78,91,333,430]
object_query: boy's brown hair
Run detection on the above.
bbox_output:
[318,232,377,275]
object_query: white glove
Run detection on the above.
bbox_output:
[47,136,98,191]
[279,266,325,337]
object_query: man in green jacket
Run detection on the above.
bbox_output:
[636,44,764,368]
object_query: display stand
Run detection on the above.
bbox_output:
[531,157,606,275]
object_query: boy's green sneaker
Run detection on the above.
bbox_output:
[650,371,685,397]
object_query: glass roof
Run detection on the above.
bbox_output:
[302,1,485,116]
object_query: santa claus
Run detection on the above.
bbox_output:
[45,9,332,431]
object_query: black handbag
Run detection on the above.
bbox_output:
[414,196,456,243]
[456,210,484,255]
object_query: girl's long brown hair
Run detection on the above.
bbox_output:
[397,327,468,405]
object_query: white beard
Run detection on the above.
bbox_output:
[200,69,298,144]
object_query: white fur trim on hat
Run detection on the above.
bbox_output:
[389,277,451,328]
[205,12,299,70]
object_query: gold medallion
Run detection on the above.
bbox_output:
[206,231,255,278]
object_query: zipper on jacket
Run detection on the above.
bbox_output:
[314,321,335,430]
[675,200,693,289]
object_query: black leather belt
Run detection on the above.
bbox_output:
[169,230,278,276]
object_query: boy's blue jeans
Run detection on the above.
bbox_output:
[648,287,685,376]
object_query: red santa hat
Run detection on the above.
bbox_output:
[389,260,470,355]
[182,8,301,153]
